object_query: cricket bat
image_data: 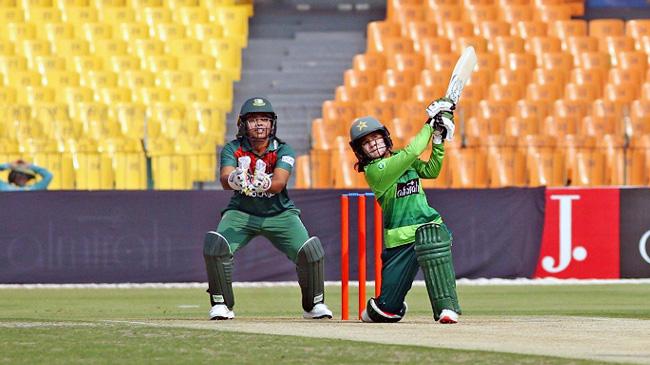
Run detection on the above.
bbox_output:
[445,46,478,104]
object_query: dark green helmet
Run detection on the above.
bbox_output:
[237,97,277,139]
[349,116,393,172]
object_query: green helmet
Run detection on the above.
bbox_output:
[348,116,393,172]
[237,97,277,139]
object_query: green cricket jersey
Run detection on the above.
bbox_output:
[364,124,444,248]
[220,137,296,217]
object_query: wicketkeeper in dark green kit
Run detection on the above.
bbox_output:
[349,98,461,324]
[203,96,332,320]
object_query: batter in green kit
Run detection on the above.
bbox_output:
[349,98,461,324]
[202,97,332,321]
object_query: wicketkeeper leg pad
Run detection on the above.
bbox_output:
[203,231,235,309]
[362,297,407,323]
[296,236,325,312]
[414,223,461,320]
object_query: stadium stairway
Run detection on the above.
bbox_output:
[225,0,385,165]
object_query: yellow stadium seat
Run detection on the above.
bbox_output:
[0,41,15,56]
[211,5,249,47]
[99,136,147,189]
[0,8,24,23]
[171,87,207,103]
[57,86,94,103]
[202,39,241,80]
[80,70,117,88]
[78,23,113,43]
[100,6,135,23]
[175,7,209,26]
[92,39,128,56]
[117,70,155,88]
[152,23,186,42]
[168,0,199,9]
[100,0,127,6]
[0,87,17,104]
[43,70,80,87]
[32,55,66,73]
[106,55,141,72]
[148,137,192,189]
[138,6,172,27]
[3,23,37,42]
[111,102,158,139]
[68,138,114,189]
[22,0,54,7]
[32,102,80,139]
[115,23,149,43]
[144,55,178,72]
[8,71,42,88]
[136,25,175,47]
[96,87,132,103]
[131,0,163,7]
[0,56,27,75]
[134,87,169,104]
[165,38,202,55]
[18,86,56,104]
[53,39,90,56]
[38,23,75,42]
[176,135,217,182]
[178,54,215,71]
[195,69,232,111]
[26,6,61,23]
[186,23,223,41]
[150,102,195,138]
[56,0,91,8]
[67,55,104,72]
[156,70,193,88]
[19,40,52,63]
[20,138,75,190]
[186,102,225,143]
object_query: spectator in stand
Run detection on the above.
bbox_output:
[0,160,53,191]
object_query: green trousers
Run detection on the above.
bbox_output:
[216,208,310,262]
[375,242,420,314]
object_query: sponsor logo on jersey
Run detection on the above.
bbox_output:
[281,155,295,166]
[396,178,419,198]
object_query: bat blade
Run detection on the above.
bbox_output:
[445,46,477,104]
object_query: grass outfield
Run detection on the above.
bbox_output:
[1,284,649,364]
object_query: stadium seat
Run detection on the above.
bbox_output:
[69,138,115,189]
[511,20,548,39]
[500,5,533,23]
[625,19,650,39]
[564,36,599,56]
[526,36,562,59]
[589,19,624,38]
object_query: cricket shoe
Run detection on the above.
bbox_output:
[209,304,234,320]
[438,309,459,324]
[303,303,333,319]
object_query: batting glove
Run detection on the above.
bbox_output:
[426,98,455,122]
[432,111,455,144]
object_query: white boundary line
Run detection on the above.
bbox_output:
[2,278,650,289]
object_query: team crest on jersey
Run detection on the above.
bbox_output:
[396,179,419,198]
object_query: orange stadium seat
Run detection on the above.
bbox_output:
[488,83,525,103]
[625,19,650,39]
[476,21,510,38]
[565,82,600,101]
[565,36,599,56]
[465,5,499,23]
[589,19,624,38]
[419,37,453,56]
[335,85,373,103]
[367,21,402,53]
[386,53,424,72]
[453,36,488,53]
[425,4,462,24]
[512,20,548,39]
[344,69,379,89]
[489,36,525,55]
[505,116,540,137]
[374,84,409,101]
[500,5,533,23]
[549,20,587,39]
[411,84,446,102]
[526,36,562,59]
[515,99,551,120]
[535,5,572,22]
[630,99,650,137]
[495,68,530,86]
[405,21,439,52]
[353,53,386,72]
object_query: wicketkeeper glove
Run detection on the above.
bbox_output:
[425,97,455,123]
[227,156,252,191]
[432,111,455,145]
[249,159,272,195]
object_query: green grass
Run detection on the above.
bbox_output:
[1,284,648,364]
